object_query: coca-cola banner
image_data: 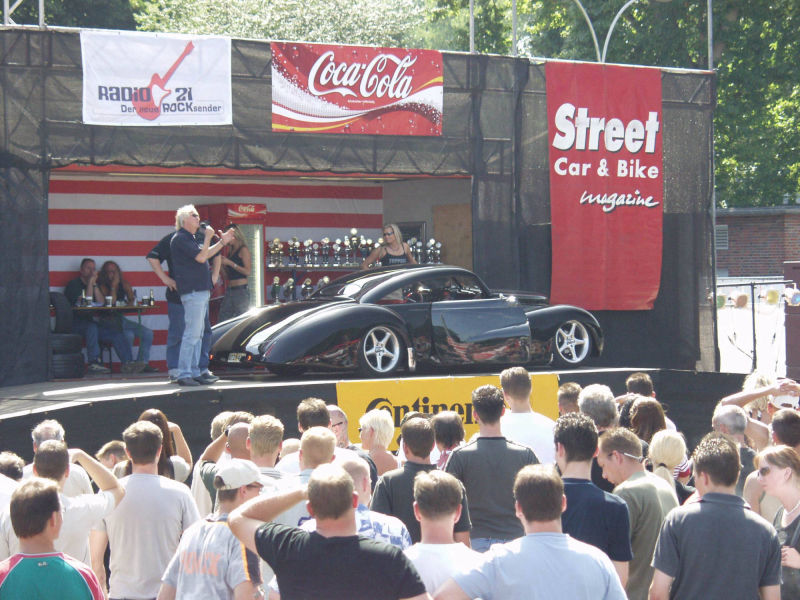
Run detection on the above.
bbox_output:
[271,43,443,135]
[547,62,663,310]
[81,31,232,126]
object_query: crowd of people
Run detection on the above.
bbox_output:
[1,367,799,599]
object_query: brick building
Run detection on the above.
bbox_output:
[716,207,800,277]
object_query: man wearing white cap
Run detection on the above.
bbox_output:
[158,458,263,600]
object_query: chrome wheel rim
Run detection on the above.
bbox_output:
[555,320,590,364]
[363,326,401,373]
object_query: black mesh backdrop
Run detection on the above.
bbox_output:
[0,28,716,384]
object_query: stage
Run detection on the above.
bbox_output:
[0,367,746,462]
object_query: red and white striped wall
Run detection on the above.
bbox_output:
[48,171,383,371]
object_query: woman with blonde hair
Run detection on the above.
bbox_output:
[756,445,800,598]
[361,223,416,269]
[649,430,694,504]
[218,224,252,322]
[359,409,399,475]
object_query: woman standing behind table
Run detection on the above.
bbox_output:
[361,223,417,269]
[218,225,252,322]
[755,445,800,599]
[96,260,156,373]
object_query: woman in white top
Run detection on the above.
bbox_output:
[114,409,192,482]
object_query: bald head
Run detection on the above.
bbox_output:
[227,423,251,459]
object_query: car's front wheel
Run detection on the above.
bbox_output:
[358,325,403,376]
[553,320,592,367]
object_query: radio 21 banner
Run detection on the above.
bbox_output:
[81,31,232,126]
[546,62,663,310]
[271,42,443,135]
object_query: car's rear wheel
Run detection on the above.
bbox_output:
[358,325,403,376]
[553,320,592,367]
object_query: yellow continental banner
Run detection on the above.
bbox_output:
[336,373,560,451]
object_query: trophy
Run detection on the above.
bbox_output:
[301,278,314,298]
[302,240,313,267]
[282,277,296,302]
[413,240,423,263]
[349,229,360,265]
[332,240,342,267]
[320,237,330,267]
[426,239,436,264]
[311,242,320,267]
[287,237,299,266]
[343,237,352,266]
[268,238,282,267]
[269,276,281,303]
[432,241,442,263]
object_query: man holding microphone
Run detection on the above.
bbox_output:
[170,205,233,386]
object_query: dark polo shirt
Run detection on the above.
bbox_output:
[652,492,781,599]
[170,227,212,296]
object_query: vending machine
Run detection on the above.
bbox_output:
[198,203,266,324]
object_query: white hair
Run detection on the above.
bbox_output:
[359,409,395,448]
[174,204,197,230]
[31,419,65,448]
[578,384,618,429]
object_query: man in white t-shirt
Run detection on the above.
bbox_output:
[498,367,555,464]
[404,470,482,595]
[22,419,92,497]
[0,440,124,582]
[89,421,200,599]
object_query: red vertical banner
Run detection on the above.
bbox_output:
[546,62,663,310]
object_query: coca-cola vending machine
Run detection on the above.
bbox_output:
[198,203,267,324]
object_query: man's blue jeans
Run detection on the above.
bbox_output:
[177,290,209,380]
[72,318,132,364]
[121,317,153,363]
[167,300,212,379]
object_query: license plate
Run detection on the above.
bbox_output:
[227,353,246,363]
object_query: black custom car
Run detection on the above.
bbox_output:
[209,264,603,376]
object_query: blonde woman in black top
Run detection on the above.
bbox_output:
[361,223,416,269]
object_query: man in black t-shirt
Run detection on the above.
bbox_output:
[229,464,430,600]
[146,231,221,383]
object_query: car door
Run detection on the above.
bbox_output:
[427,274,531,365]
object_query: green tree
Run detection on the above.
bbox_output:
[420,0,800,207]
[136,0,426,47]
[8,0,136,29]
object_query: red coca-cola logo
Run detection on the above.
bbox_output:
[308,50,416,100]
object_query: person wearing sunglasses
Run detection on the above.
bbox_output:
[361,223,417,269]
[596,427,678,600]
[756,444,800,599]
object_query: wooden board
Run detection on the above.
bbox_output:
[433,203,472,270]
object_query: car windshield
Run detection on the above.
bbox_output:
[311,271,399,300]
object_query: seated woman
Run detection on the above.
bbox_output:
[96,260,156,373]
[361,223,416,269]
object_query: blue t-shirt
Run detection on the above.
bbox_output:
[562,478,633,562]
[170,228,212,296]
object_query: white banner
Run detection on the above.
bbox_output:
[81,30,232,126]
